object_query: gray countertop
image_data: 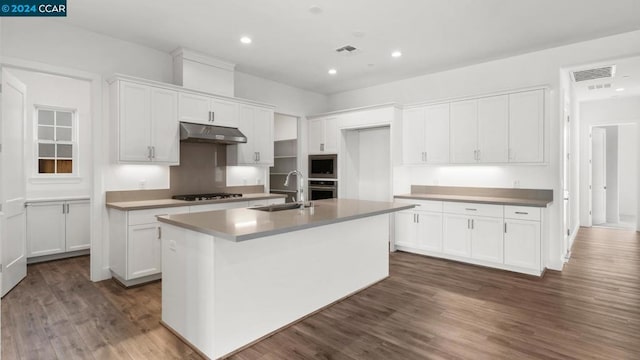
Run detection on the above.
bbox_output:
[157,198,415,241]
[394,193,552,207]
[106,193,287,211]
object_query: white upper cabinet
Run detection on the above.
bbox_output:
[450,100,478,163]
[228,104,274,166]
[308,117,338,154]
[402,104,449,164]
[509,90,544,163]
[114,80,179,164]
[477,95,509,163]
[178,93,238,128]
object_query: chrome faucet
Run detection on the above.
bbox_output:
[284,170,304,207]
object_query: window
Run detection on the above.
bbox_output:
[36,108,76,175]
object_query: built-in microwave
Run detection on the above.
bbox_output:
[309,154,337,179]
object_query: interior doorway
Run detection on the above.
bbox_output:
[590,124,637,229]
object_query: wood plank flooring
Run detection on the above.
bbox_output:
[3,226,640,359]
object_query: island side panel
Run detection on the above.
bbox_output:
[212,214,390,358]
[161,224,216,357]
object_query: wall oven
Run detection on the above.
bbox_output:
[309,154,337,179]
[308,180,337,200]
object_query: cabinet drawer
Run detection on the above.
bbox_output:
[504,206,541,221]
[394,198,443,212]
[128,206,190,226]
[443,202,503,218]
[189,201,249,214]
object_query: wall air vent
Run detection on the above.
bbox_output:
[571,65,616,82]
[335,45,360,55]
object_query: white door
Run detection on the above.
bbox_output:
[477,95,508,163]
[323,117,338,153]
[504,219,540,270]
[509,90,544,163]
[235,105,256,164]
[150,87,179,164]
[416,211,443,252]
[449,100,478,163]
[253,107,274,165]
[443,214,471,257]
[470,216,504,263]
[119,81,151,162]
[592,127,607,225]
[394,211,418,248]
[424,104,450,163]
[26,202,66,257]
[66,201,91,251]
[402,108,426,164]
[210,98,238,128]
[178,92,210,124]
[1,69,28,297]
[127,224,162,279]
[308,118,324,154]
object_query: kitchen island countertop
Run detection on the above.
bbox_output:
[157,198,415,241]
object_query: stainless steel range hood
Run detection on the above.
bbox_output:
[179,122,247,144]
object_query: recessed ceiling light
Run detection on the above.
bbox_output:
[391,51,402,58]
[616,88,625,92]
[240,36,252,44]
[328,68,337,75]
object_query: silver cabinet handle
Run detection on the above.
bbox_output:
[473,150,477,160]
[147,146,152,160]
[416,214,419,223]
[504,222,507,233]
[471,219,474,229]
[515,211,528,215]
[320,143,325,152]
[208,111,213,122]
[465,208,477,211]
[257,152,260,162]
[467,219,470,229]
[211,111,215,123]
[62,203,66,214]
[477,149,481,161]
[151,146,155,159]
[157,226,162,239]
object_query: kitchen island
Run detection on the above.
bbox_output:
[157,198,414,359]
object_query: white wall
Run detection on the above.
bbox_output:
[619,124,637,217]
[604,126,619,223]
[579,96,640,230]
[327,30,640,270]
[10,68,92,199]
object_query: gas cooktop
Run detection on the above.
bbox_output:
[172,193,243,201]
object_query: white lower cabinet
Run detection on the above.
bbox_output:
[109,205,190,286]
[395,199,543,276]
[26,200,90,260]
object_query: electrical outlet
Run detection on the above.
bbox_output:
[256,178,262,185]
[513,180,520,188]
[139,180,146,189]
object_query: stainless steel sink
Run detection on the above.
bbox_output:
[250,203,304,212]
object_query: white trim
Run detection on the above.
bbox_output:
[1,56,109,282]
[307,103,399,119]
[171,47,236,71]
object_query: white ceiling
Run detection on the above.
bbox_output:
[60,0,640,94]
[572,57,640,102]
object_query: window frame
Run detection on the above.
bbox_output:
[31,105,80,182]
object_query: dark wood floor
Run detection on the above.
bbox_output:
[3,226,640,359]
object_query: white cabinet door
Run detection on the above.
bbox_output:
[234,105,257,164]
[509,90,544,163]
[416,211,443,252]
[26,202,66,257]
[504,219,540,270]
[470,216,503,263]
[253,107,274,165]
[323,117,338,153]
[127,224,161,279]
[189,201,249,213]
[443,214,471,257]
[210,98,238,128]
[150,87,179,164]
[65,201,90,251]
[308,118,324,154]
[178,92,210,125]
[394,211,418,247]
[477,95,508,163]
[449,100,478,163]
[402,108,426,164]
[425,104,450,163]
[119,81,151,162]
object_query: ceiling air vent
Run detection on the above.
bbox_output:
[587,83,612,91]
[571,65,616,82]
[335,45,359,55]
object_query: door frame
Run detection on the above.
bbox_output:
[1,57,108,281]
[589,126,607,226]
